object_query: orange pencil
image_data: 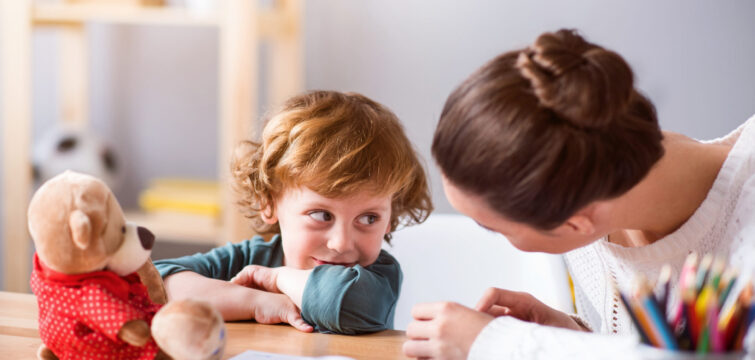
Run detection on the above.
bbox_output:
[633,295,662,347]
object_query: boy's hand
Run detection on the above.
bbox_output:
[404,302,493,360]
[231,265,280,293]
[232,266,311,308]
[475,287,587,331]
[250,291,313,333]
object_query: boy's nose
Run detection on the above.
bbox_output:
[327,225,355,253]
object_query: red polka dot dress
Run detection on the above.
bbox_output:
[30,254,163,360]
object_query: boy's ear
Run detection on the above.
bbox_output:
[260,205,278,225]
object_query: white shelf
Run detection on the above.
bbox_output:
[32,3,294,38]
[33,3,221,27]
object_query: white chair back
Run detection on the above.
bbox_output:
[386,214,573,330]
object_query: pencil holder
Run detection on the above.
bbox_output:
[618,253,755,356]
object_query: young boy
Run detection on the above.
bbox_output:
[154,91,432,334]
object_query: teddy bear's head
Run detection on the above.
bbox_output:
[28,170,154,275]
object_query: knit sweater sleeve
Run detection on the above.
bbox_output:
[300,250,401,334]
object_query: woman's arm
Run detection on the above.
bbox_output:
[163,271,312,331]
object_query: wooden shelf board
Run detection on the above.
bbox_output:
[32,4,220,27]
[125,210,222,245]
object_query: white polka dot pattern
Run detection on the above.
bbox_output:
[30,254,162,360]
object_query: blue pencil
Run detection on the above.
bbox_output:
[638,280,679,350]
[744,300,755,342]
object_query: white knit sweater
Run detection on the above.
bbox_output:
[469,115,755,359]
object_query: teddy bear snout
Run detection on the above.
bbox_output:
[137,227,155,250]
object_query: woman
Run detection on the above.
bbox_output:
[404,29,755,359]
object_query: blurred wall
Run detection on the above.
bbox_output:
[2,0,755,289]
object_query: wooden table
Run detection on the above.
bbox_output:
[0,291,410,359]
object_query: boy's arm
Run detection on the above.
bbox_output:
[231,250,401,334]
[303,253,401,334]
[154,239,312,331]
[153,240,263,281]
[163,271,311,332]
[229,265,311,308]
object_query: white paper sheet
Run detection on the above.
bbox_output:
[229,350,355,360]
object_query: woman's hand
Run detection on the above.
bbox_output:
[403,302,494,360]
[475,287,587,331]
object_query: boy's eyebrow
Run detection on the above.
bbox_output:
[360,205,390,213]
[304,202,390,213]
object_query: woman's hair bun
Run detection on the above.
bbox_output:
[515,29,634,130]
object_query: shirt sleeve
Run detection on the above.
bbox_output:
[153,238,280,280]
[301,250,402,334]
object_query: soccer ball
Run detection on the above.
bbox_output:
[33,126,121,191]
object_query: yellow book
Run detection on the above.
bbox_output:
[139,178,220,217]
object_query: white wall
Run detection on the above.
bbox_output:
[2,1,755,290]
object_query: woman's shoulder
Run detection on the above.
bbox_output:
[702,114,755,146]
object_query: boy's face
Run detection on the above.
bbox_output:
[268,186,392,269]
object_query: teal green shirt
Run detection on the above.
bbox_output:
[153,235,401,334]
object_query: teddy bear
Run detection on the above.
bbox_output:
[28,170,226,360]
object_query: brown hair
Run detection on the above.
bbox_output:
[432,29,664,230]
[232,90,433,242]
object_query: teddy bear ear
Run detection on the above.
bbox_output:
[69,209,92,250]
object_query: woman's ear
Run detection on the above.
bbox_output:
[260,205,278,225]
[562,202,602,236]
[564,215,595,235]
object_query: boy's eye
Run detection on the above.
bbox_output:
[357,214,378,225]
[308,211,333,222]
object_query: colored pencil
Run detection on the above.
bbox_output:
[637,277,678,349]
[709,297,723,352]
[632,293,662,347]
[718,268,738,310]
[734,301,754,350]
[675,303,692,351]
[695,284,714,334]
[708,256,726,290]
[695,254,713,295]
[732,282,753,351]
[656,264,672,320]
[672,253,698,329]
[619,291,651,345]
